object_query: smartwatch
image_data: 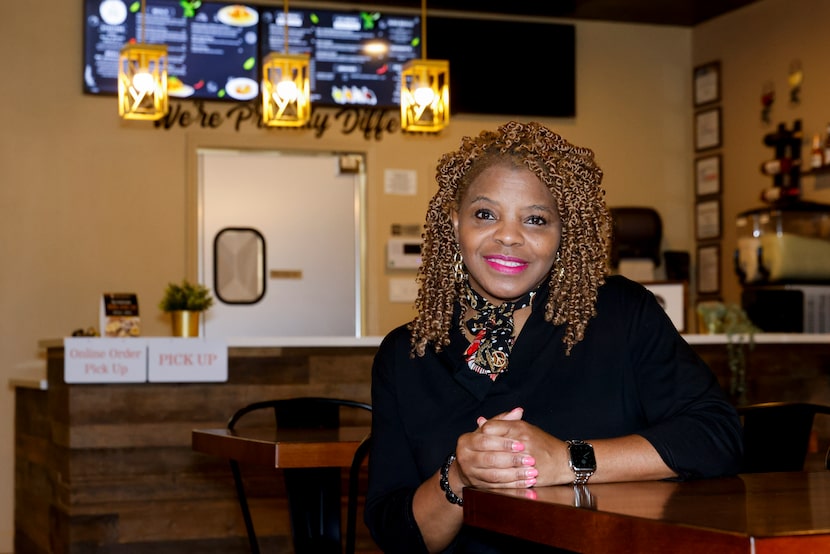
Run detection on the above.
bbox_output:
[566,439,596,485]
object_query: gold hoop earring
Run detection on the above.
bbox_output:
[453,251,467,284]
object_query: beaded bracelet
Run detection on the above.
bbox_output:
[439,452,464,506]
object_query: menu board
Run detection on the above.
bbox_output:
[259,8,421,108]
[82,1,574,116]
[83,0,260,101]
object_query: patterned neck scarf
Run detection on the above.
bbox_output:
[461,285,536,379]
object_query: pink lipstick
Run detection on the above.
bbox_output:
[484,255,528,275]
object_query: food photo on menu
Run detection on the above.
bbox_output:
[83,0,260,101]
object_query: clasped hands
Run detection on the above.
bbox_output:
[454,407,570,493]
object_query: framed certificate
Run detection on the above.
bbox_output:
[695,154,721,196]
[693,61,720,106]
[697,244,721,295]
[695,198,721,240]
[695,107,722,151]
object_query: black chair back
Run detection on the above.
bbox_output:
[227,397,372,554]
[738,401,830,473]
[228,397,371,430]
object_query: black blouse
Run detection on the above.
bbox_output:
[365,275,743,553]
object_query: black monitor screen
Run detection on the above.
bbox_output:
[428,17,576,117]
[83,0,261,101]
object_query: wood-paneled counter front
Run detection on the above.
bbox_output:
[13,335,830,553]
[14,341,379,554]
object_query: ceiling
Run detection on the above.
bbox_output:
[319,0,760,27]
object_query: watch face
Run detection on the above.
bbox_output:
[569,442,597,470]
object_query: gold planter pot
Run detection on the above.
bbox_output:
[170,310,201,337]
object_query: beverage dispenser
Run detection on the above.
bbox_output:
[735,202,830,332]
[735,119,830,333]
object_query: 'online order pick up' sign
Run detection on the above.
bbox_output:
[64,337,227,383]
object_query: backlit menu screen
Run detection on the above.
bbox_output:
[259,8,421,109]
[83,0,260,101]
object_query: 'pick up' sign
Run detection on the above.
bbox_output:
[147,338,227,382]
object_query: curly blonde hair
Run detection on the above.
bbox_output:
[409,121,611,357]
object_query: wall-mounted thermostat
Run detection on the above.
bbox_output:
[387,237,422,269]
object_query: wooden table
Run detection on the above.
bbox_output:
[192,426,370,554]
[192,426,370,468]
[463,471,830,553]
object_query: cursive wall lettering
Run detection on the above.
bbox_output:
[154,100,402,140]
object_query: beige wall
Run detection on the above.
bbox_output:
[0,1,708,550]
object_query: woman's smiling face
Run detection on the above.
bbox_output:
[451,164,562,305]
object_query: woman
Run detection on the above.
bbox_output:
[365,121,743,553]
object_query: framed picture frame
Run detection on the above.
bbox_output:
[695,107,722,151]
[695,154,721,196]
[642,281,687,332]
[697,244,721,295]
[696,198,721,240]
[693,61,721,106]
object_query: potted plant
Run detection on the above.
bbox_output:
[159,280,214,337]
[721,304,760,406]
[696,301,760,405]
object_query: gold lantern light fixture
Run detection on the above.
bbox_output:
[261,2,311,127]
[400,0,449,133]
[118,0,169,120]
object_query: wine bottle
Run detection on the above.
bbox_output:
[811,133,824,169]
[763,123,790,146]
[760,185,800,203]
[760,157,800,175]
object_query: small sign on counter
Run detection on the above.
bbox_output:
[100,293,141,337]
[64,337,147,384]
[147,338,228,383]
[63,338,228,384]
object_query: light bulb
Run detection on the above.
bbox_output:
[413,86,435,107]
[132,71,155,93]
[275,79,298,101]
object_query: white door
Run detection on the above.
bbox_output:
[198,149,364,338]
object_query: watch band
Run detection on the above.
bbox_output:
[572,467,594,485]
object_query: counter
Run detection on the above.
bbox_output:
[18,333,829,389]
[12,334,830,553]
[15,341,378,554]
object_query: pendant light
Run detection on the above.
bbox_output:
[118,0,169,120]
[262,2,311,127]
[400,0,449,133]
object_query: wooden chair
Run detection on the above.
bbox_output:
[227,397,372,554]
[737,401,830,473]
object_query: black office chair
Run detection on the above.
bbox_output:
[737,401,830,473]
[227,397,372,554]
